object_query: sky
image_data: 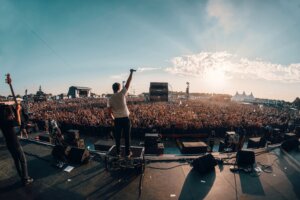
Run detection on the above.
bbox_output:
[1,0,300,101]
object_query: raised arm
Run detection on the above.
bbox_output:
[125,69,136,90]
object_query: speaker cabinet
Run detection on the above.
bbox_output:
[65,129,80,141]
[191,154,217,173]
[66,147,90,164]
[94,140,114,151]
[38,132,51,142]
[52,145,67,162]
[236,150,255,167]
[281,138,299,152]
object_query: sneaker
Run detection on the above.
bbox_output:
[23,177,34,186]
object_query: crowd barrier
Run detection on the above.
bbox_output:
[32,119,288,139]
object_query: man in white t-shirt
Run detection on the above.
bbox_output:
[108,69,135,157]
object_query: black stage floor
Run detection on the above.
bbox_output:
[0,134,300,200]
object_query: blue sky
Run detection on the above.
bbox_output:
[1,0,300,101]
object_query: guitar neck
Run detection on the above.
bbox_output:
[9,84,18,106]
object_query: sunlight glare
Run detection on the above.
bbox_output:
[204,67,227,89]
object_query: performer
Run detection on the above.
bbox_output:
[108,69,136,158]
[0,102,34,185]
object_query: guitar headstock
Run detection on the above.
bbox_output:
[5,73,11,84]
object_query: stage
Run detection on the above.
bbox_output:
[0,134,299,200]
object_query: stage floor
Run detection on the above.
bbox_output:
[0,134,300,200]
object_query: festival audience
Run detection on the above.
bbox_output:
[28,98,293,130]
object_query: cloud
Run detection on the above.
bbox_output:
[206,0,239,32]
[110,73,127,80]
[137,67,161,72]
[165,51,300,83]
[110,67,161,80]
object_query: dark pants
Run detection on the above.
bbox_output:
[0,124,29,181]
[114,117,131,155]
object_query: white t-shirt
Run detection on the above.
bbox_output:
[107,88,130,118]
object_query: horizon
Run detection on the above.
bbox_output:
[1,0,300,101]
[0,85,296,103]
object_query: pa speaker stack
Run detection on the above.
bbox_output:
[144,133,164,154]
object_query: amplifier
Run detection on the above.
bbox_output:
[145,143,164,154]
[65,129,80,141]
[236,150,255,167]
[38,132,50,142]
[178,140,208,154]
[157,142,164,155]
[192,154,217,173]
[66,146,90,164]
[145,133,161,146]
[94,140,114,151]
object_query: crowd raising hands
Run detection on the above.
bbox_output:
[28,98,294,130]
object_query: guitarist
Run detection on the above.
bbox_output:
[0,74,33,185]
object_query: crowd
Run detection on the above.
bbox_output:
[28,98,296,132]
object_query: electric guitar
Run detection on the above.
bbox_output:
[5,74,21,125]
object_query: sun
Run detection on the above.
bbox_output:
[204,68,227,89]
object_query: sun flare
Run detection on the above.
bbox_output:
[204,68,227,88]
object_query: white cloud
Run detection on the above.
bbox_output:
[165,51,300,83]
[206,0,237,32]
[110,73,127,80]
[137,67,161,72]
[110,67,161,80]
